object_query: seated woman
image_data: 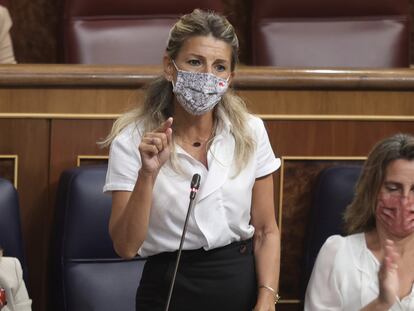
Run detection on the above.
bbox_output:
[0,248,31,311]
[305,133,414,310]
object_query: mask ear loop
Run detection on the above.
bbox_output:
[170,59,180,88]
[171,59,181,71]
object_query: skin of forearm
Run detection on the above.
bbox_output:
[254,227,281,299]
[360,298,393,311]
[110,170,156,259]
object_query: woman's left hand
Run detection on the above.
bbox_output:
[377,239,399,307]
[253,291,276,311]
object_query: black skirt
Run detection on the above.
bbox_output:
[136,239,257,311]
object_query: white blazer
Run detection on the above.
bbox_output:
[0,257,31,311]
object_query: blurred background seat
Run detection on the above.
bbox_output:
[251,0,410,67]
[0,178,28,284]
[53,165,146,311]
[61,0,224,64]
[300,165,362,301]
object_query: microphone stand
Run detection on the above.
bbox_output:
[164,174,201,311]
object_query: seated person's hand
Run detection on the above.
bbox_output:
[378,239,400,307]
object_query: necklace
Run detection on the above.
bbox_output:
[176,130,215,148]
[175,121,217,148]
[179,138,210,148]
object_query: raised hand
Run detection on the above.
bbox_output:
[139,117,173,175]
[378,239,399,308]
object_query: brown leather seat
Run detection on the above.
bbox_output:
[251,0,410,67]
[62,0,224,65]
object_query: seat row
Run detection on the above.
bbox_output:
[61,0,411,67]
[0,164,361,310]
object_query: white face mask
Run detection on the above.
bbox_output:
[171,60,229,115]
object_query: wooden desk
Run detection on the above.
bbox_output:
[1,65,413,311]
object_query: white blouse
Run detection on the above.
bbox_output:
[104,114,280,257]
[0,257,32,311]
[305,233,414,311]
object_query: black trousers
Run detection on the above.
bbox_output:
[136,239,257,311]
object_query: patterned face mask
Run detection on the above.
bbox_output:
[171,60,229,115]
[376,191,414,238]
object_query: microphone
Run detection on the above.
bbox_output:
[190,173,201,200]
[164,174,201,311]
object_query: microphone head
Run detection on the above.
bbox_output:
[191,174,201,190]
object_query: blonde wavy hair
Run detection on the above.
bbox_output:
[344,133,414,234]
[101,9,255,174]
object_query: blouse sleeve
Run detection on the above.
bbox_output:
[250,116,281,178]
[0,6,16,64]
[12,258,32,311]
[304,235,345,310]
[103,127,141,193]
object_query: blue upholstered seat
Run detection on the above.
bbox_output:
[53,165,146,311]
[301,165,362,299]
[0,178,28,284]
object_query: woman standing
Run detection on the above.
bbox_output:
[103,9,281,311]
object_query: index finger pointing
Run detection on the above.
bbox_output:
[155,117,173,133]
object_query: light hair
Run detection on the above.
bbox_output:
[100,9,255,174]
[344,133,414,234]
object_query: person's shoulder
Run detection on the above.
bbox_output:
[343,232,367,260]
[0,5,11,22]
[320,234,347,255]
[0,256,18,266]
[320,234,365,268]
[0,5,8,15]
[246,113,263,126]
[0,257,22,275]
[244,114,266,134]
[113,120,143,145]
[0,5,12,28]
[323,233,364,252]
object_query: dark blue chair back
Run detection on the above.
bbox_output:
[53,165,146,311]
[0,178,28,284]
[301,165,362,299]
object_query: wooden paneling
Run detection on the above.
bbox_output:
[0,66,414,311]
[1,66,414,118]
[50,120,114,187]
[0,119,49,311]
[0,88,139,114]
[278,158,365,305]
[0,155,17,186]
[77,155,108,167]
[9,0,61,63]
[266,120,414,309]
